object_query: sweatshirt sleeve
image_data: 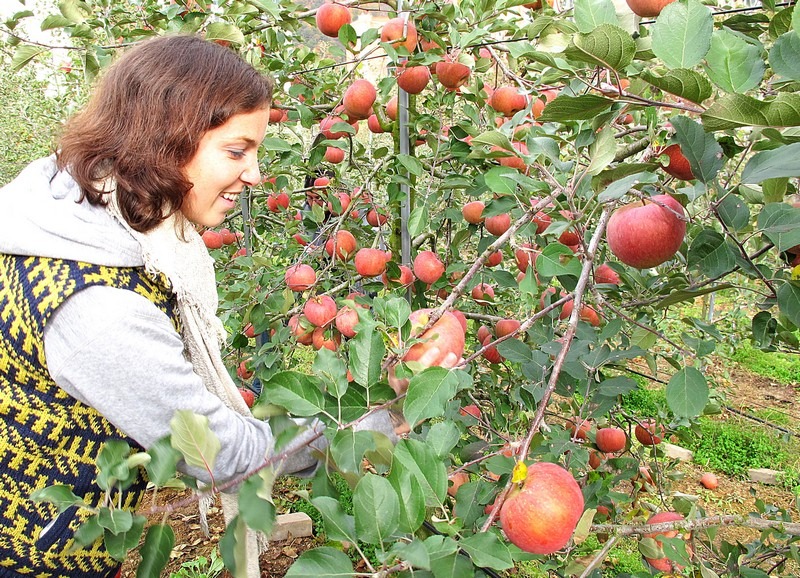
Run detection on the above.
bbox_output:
[42,285,317,486]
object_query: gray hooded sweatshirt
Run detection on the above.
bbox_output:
[0,156,318,485]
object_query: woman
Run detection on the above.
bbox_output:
[0,34,375,578]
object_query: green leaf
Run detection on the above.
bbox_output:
[262,137,293,152]
[716,193,750,231]
[348,323,386,389]
[794,4,800,36]
[261,371,325,416]
[313,348,349,400]
[471,130,514,150]
[640,69,713,105]
[426,421,461,459]
[104,514,145,561]
[597,171,659,202]
[484,166,518,196]
[73,516,104,547]
[564,24,636,71]
[777,282,800,328]
[59,0,90,23]
[145,437,182,486]
[704,28,765,93]
[460,533,514,570]
[537,94,615,122]
[671,115,725,183]
[136,524,175,578]
[756,202,800,251]
[587,126,615,176]
[10,45,47,71]
[390,538,431,570]
[97,508,133,535]
[701,93,800,130]
[311,496,356,543]
[573,0,620,33]
[285,547,354,577]
[353,474,400,545]
[238,468,276,535]
[40,15,73,30]
[389,439,448,506]
[330,429,376,473]
[30,485,85,512]
[408,205,428,237]
[770,31,800,81]
[388,469,427,533]
[666,367,709,418]
[763,177,789,203]
[403,367,459,427]
[397,153,424,176]
[741,142,800,183]
[654,284,733,308]
[687,229,737,277]
[170,410,220,471]
[220,515,248,578]
[205,22,245,45]
[536,244,582,278]
[751,311,777,349]
[651,0,713,69]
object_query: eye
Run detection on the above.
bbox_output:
[228,149,246,159]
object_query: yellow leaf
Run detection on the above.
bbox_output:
[511,461,528,484]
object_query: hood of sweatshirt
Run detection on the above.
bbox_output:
[0,156,143,267]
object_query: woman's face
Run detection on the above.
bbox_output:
[181,108,269,227]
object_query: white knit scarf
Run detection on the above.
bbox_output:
[105,189,265,577]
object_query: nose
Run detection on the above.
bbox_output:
[240,157,261,186]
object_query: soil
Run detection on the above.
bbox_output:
[121,361,800,577]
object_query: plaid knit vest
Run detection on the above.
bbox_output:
[0,254,179,577]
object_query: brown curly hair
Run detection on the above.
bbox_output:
[57,34,273,233]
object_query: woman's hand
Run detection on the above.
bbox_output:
[387,348,461,395]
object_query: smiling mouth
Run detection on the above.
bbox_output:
[221,192,239,202]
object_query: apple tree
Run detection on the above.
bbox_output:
[5,0,800,575]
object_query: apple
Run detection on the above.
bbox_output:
[634,420,664,446]
[343,79,377,120]
[643,511,688,572]
[594,263,620,285]
[485,213,511,236]
[459,404,481,419]
[325,230,358,260]
[288,314,314,345]
[471,283,495,305]
[303,295,338,328]
[403,309,466,368]
[285,263,317,292]
[606,195,686,269]
[477,325,492,344]
[626,0,677,17]
[366,208,388,227]
[559,302,602,327]
[316,1,351,37]
[413,250,445,284]
[435,57,472,90]
[447,471,470,497]
[462,201,485,224]
[566,417,592,440]
[588,449,606,470]
[385,95,399,121]
[700,472,718,490]
[514,243,539,273]
[354,248,389,277]
[382,264,415,287]
[493,142,529,173]
[237,360,253,380]
[485,251,503,267]
[451,310,467,332]
[327,192,351,215]
[219,228,236,245]
[202,230,223,249]
[335,305,360,338]
[381,17,417,53]
[367,114,386,134]
[481,334,504,364]
[495,318,521,338]
[267,192,290,212]
[659,143,695,181]
[238,387,256,408]
[490,86,528,117]
[312,326,341,351]
[397,63,431,94]
[500,462,585,555]
[319,115,348,139]
[595,427,626,453]
[243,323,257,339]
[532,88,558,119]
[532,209,552,233]
[324,146,345,164]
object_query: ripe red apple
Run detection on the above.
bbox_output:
[588,449,606,470]
[218,228,236,245]
[325,230,358,260]
[494,142,529,173]
[490,86,528,117]
[459,404,481,419]
[267,192,290,212]
[500,462,585,555]
[485,213,511,236]
[485,251,503,267]
[532,88,558,119]
[606,195,686,269]
[594,263,620,285]
[335,305,360,338]
[327,192,351,215]
[514,243,539,273]
[447,471,470,497]
[435,57,471,90]
[319,115,349,139]
[202,230,223,250]
[635,420,664,446]
[397,63,431,94]
[643,511,688,572]
[238,387,256,408]
[403,309,466,367]
[495,318,521,338]
[413,250,445,284]
[366,208,389,227]
[532,209,552,233]
[237,360,253,380]
[626,0,677,17]
[343,79,377,120]
[303,295,338,328]
[354,248,389,277]
[481,334,504,364]
[243,323,257,339]
[462,201,485,224]
[381,17,417,53]
[382,264,415,287]
[288,314,314,345]
[324,146,346,164]
[700,472,718,489]
[595,427,626,453]
[285,263,316,292]
[471,283,495,305]
[312,326,341,351]
[451,310,467,332]
[316,2,351,37]
[385,95,398,121]
[367,114,385,133]
[659,143,695,181]
[559,302,602,327]
[566,417,592,440]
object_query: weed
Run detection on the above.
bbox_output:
[729,342,800,384]
[168,549,223,578]
[620,386,666,418]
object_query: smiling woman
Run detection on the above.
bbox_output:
[0,34,329,578]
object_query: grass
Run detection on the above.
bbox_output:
[729,341,800,384]
[620,384,666,418]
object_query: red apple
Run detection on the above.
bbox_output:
[595,427,626,453]
[635,420,664,446]
[366,208,388,227]
[500,462,585,554]
[325,230,358,261]
[566,417,592,440]
[447,471,470,497]
[413,250,445,284]
[481,334,504,364]
[202,230,223,250]
[700,472,718,490]
[324,146,346,164]
[643,511,688,572]
[327,192,351,215]
[288,314,314,345]
[354,248,389,277]
[285,263,316,292]
[435,57,472,90]
[303,295,338,328]
[319,115,349,139]
[606,195,686,269]
[237,360,253,380]
[312,326,341,351]
[532,89,558,119]
[626,0,677,17]
[382,264,415,287]
[495,318,521,338]
[238,387,256,408]
[267,192,290,212]
[397,63,431,94]
[490,86,528,117]
[659,143,695,181]
[316,2,351,37]
[594,263,620,285]
[477,324,492,344]
[485,213,511,236]
[460,404,481,419]
[335,305,360,338]
[471,283,495,305]
[485,251,503,267]
[381,17,417,53]
[343,79,377,120]
[462,201,485,224]
[451,310,467,332]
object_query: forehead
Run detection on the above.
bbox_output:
[205,108,270,143]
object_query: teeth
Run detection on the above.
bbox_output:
[222,193,238,202]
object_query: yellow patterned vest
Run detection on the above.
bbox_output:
[0,254,179,578]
